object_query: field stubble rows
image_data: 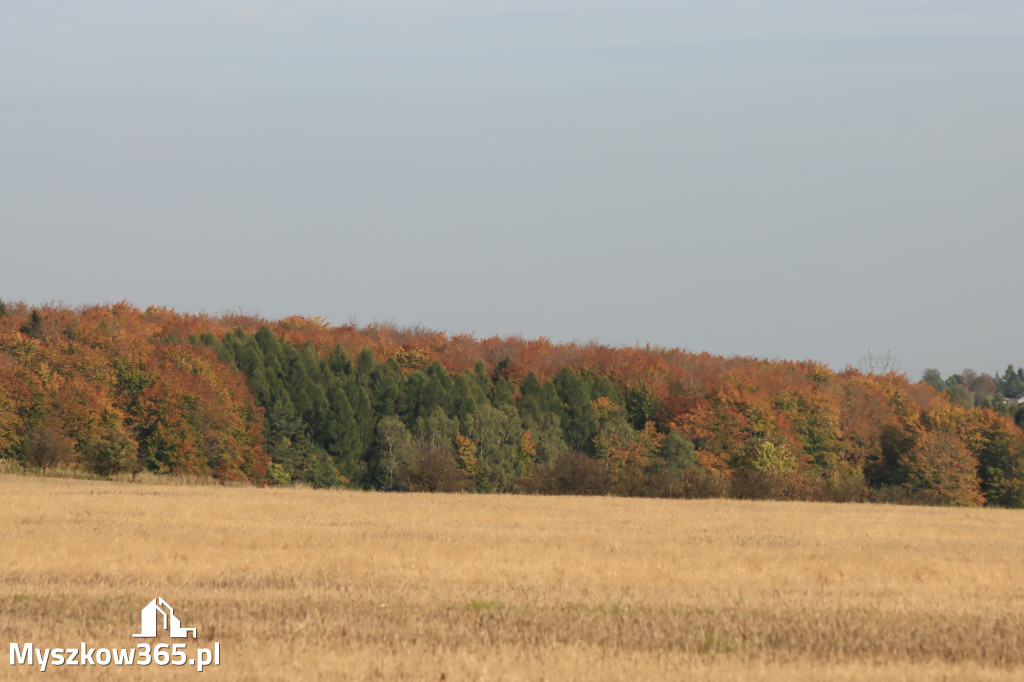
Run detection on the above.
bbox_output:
[2,475,1024,680]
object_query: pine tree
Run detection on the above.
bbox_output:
[472,361,492,397]
[400,371,429,425]
[327,345,352,378]
[554,368,598,453]
[369,360,403,416]
[254,325,283,359]
[516,372,546,424]
[490,377,515,407]
[355,348,378,384]
[323,380,362,479]
[452,372,479,423]
[20,309,44,338]
[591,376,624,405]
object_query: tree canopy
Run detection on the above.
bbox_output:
[2,300,1023,507]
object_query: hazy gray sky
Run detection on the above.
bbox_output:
[2,1,1022,379]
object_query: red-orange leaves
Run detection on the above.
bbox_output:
[900,429,985,506]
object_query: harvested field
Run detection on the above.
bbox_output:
[3,474,1024,680]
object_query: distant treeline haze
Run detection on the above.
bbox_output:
[2,301,1023,507]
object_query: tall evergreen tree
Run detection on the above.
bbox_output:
[299,342,322,383]
[452,372,479,423]
[472,361,492,397]
[423,369,453,417]
[591,376,624,405]
[233,336,264,376]
[355,348,378,384]
[554,368,598,453]
[254,325,283,359]
[490,377,515,407]
[400,372,428,425]
[323,380,362,480]
[347,383,377,465]
[426,362,455,401]
[326,345,352,378]
[516,372,547,424]
[369,360,403,416]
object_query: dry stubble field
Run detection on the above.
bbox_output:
[3,475,1024,680]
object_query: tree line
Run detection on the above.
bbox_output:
[201,327,697,494]
[922,366,1024,423]
[2,301,1024,507]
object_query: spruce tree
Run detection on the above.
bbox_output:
[299,342,322,383]
[516,372,546,424]
[323,380,362,479]
[355,348,378,383]
[452,372,479,423]
[327,345,352,378]
[254,325,283,359]
[472,361,492,397]
[490,377,515,407]
[369,360,403,416]
[401,371,430,425]
[554,368,598,453]
[425,362,455,414]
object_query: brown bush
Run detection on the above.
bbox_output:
[20,420,76,468]
[397,438,469,492]
[524,450,609,496]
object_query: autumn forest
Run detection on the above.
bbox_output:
[2,301,1023,507]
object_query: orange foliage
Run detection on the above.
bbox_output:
[2,302,1023,504]
[0,303,268,480]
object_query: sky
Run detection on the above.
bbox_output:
[2,1,1022,380]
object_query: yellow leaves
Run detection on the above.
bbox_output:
[278,315,331,332]
[636,420,665,455]
[749,439,797,474]
[35,360,54,386]
[455,434,480,477]
[607,441,647,494]
[165,347,206,376]
[0,333,43,363]
[393,348,429,369]
[606,423,662,493]
[592,396,618,420]
[922,404,966,434]
[899,430,985,507]
[519,430,537,474]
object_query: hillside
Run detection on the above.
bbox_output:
[1,301,1022,506]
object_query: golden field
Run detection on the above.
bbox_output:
[3,474,1024,680]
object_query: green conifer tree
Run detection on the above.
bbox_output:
[369,360,403,416]
[452,372,479,424]
[355,348,378,384]
[554,368,598,453]
[323,380,362,479]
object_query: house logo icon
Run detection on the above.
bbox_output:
[133,597,197,639]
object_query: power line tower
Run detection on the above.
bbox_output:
[859,349,901,374]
